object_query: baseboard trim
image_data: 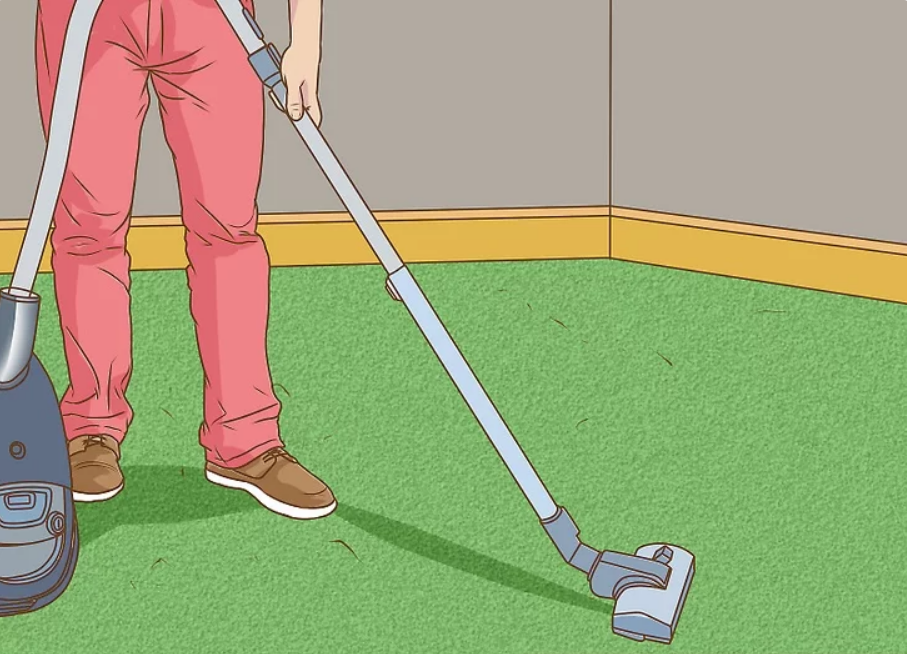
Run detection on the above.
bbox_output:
[1,205,905,304]
[611,206,907,305]
[0,207,612,273]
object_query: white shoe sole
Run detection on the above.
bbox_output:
[205,470,337,520]
[73,483,123,503]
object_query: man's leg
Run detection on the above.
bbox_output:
[148,0,335,518]
[36,0,151,500]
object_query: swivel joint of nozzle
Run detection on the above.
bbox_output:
[540,506,671,599]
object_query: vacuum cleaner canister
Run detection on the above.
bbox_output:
[0,313,79,616]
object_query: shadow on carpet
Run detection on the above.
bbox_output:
[73,465,609,616]
[336,503,610,616]
[74,464,259,547]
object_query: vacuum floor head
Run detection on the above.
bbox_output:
[0,355,79,616]
[611,543,695,644]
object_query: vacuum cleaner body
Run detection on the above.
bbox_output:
[0,314,78,615]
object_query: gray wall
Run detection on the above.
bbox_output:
[0,0,609,218]
[2,1,903,244]
[612,0,907,243]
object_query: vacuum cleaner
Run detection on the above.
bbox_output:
[212,0,697,644]
[0,0,105,616]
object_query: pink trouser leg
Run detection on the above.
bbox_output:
[149,0,283,467]
[35,0,152,443]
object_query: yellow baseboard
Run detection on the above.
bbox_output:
[0,207,612,273]
[1,205,905,305]
[611,207,907,305]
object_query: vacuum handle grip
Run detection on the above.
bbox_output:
[238,8,297,119]
[250,41,292,114]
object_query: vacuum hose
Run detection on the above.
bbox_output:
[0,0,105,386]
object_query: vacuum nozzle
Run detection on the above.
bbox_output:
[610,543,695,644]
[541,507,695,644]
[0,287,40,388]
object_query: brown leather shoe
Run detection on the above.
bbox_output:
[68,434,124,502]
[205,447,337,519]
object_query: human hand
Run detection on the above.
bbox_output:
[280,44,321,126]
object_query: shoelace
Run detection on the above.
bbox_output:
[262,447,298,465]
[84,435,107,448]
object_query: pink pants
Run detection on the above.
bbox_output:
[35,0,284,467]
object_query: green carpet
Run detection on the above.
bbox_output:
[1,259,906,653]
